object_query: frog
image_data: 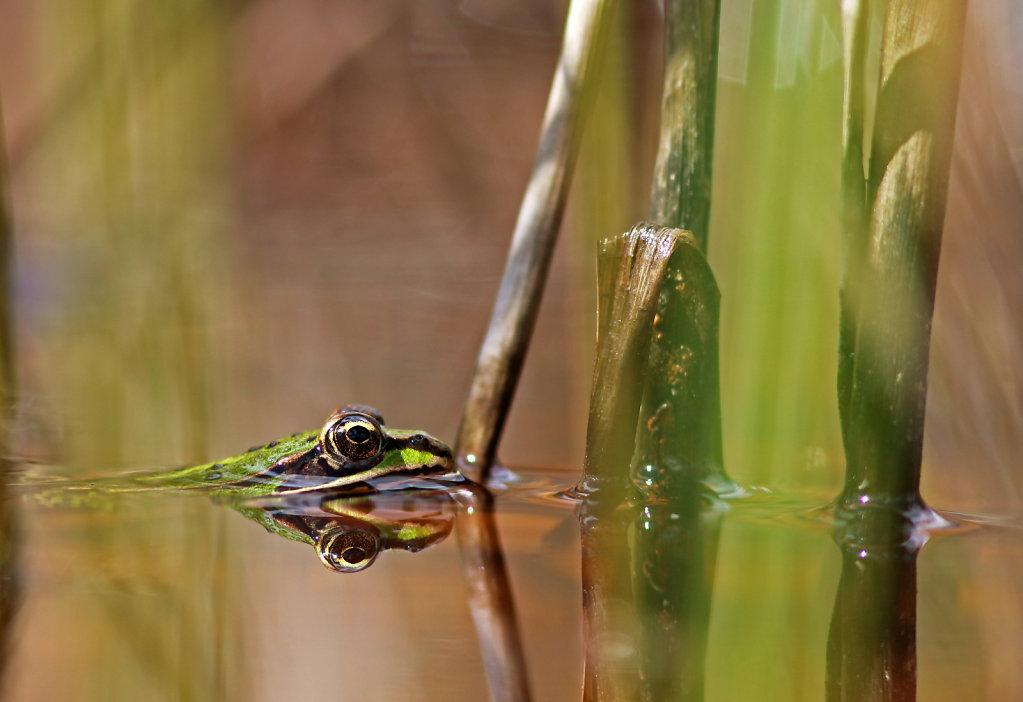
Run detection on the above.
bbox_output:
[28,405,462,503]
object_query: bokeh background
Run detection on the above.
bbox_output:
[0,0,1021,700]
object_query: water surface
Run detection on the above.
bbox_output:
[9,467,1023,700]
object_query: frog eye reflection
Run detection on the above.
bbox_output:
[324,414,383,461]
[316,526,380,573]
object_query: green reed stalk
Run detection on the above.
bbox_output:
[827,530,920,702]
[632,235,728,495]
[585,225,679,492]
[649,0,721,250]
[829,3,968,700]
[624,5,727,700]
[836,0,968,515]
[636,0,727,493]
[630,237,724,702]
[582,226,726,702]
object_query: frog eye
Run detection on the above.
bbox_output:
[323,413,383,461]
[316,525,380,573]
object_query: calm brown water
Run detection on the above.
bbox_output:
[9,468,1023,701]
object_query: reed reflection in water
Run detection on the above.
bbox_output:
[827,511,923,702]
[13,451,1023,700]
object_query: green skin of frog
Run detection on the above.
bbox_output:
[30,405,464,570]
[37,404,460,499]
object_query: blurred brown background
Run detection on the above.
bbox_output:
[1,1,1022,700]
[1,0,1020,500]
[0,0,651,474]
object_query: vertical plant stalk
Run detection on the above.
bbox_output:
[581,224,679,702]
[0,96,18,688]
[455,0,617,481]
[836,0,870,437]
[829,2,967,700]
[637,0,728,492]
[837,0,968,512]
[648,0,721,250]
[580,495,638,702]
[612,3,725,697]
[631,501,722,702]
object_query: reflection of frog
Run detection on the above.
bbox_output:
[239,488,457,572]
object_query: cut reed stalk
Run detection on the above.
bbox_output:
[581,224,679,702]
[629,235,725,702]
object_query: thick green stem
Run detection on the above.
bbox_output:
[582,226,726,702]
[648,0,721,251]
[584,225,679,494]
[827,532,919,702]
[831,3,968,698]
[837,0,870,436]
[629,239,725,702]
[837,0,968,512]
[638,0,727,493]
[617,4,727,695]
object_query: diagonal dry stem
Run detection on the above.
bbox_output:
[455,0,618,481]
